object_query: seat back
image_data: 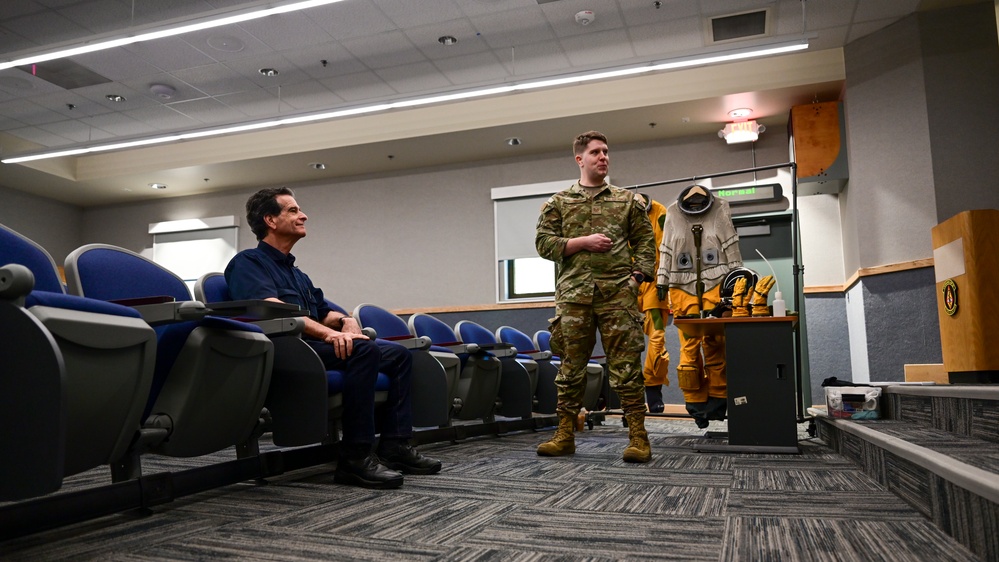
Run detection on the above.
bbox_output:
[496,326,536,354]
[194,272,231,302]
[534,330,553,354]
[0,223,66,293]
[455,320,498,347]
[353,303,410,338]
[65,244,192,301]
[0,228,158,494]
[66,243,273,461]
[409,313,460,344]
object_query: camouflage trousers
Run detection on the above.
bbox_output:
[670,284,727,403]
[550,284,646,416]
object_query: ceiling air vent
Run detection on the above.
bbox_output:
[709,9,769,43]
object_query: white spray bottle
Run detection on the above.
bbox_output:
[755,249,786,317]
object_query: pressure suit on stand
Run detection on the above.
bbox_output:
[655,185,741,428]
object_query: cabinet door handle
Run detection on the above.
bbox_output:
[776,363,785,380]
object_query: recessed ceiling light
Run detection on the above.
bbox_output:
[259,68,279,76]
[309,162,326,170]
[728,108,753,118]
[438,36,458,46]
[148,183,167,190]
[506,137,522,146]
[106,94,126,102]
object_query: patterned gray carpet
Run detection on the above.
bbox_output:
[0,417,983,561]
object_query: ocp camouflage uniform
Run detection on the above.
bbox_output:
[536,182,656,418]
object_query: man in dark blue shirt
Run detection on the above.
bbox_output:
[226,187,441,489]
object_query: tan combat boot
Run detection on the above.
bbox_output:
[622,411,652,463]
[537,413,576,456]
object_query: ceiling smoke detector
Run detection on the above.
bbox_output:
[150,83,176,99]
[575,10,595,25]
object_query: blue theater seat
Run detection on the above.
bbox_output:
[534,329,605,411]
[352,303,458,428]
[64,245,273,473]
[408,313,501,423]
[496,326,557,414]
[193,272,327,447]
[0,224,157,499]
[456,320,536,420]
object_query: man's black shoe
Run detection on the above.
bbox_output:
[377,441,442,475]
[333,453,404,489]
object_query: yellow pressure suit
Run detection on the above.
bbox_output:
[655,186,741,427]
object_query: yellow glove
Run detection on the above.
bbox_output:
[751,275,775,316]
[731,277,750,317]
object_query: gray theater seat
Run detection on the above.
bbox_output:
[0,224,157,499]
[64,245,272,476]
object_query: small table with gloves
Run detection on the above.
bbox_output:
[673,315,800,454]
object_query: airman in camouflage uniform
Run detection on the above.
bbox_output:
[535,131,656,463]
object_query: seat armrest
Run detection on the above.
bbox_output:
[250,317,305,336]
[0,264,34,304]
[206,299,305,319]
[379,334,431,351]
[526,350,552,360]
[131,300,208,325]
[476,342,516,358]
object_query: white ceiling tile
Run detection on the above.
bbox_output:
[234,11,334,52]
[24,90,114,120]
[56,0,136,35]
[120,72,211,103]
[3,9,92,49]
[169,63,258,96]
[405,18,489,61]
[341,31,427,70]
[373,0,465,28]
[223,54,312,89]
[619,0,700,26]
[123,36,220,72]
[497,40,570,78]
[454,0,537,17]
[699,0,768,17]
[470,7,556,49]
[434,51,509,85]
[83,111,158,136]
[121,104,202,131]
[560,28,637,68]
[629,16,705,59]
[72,82,159,111]
[308,1,398,40]
[0,98,68,126]
[181,24,280,63]
[375,61,453,94]
[167,97,246,124]
[215,88,296,118]
[7,125,74,147]
[283,43,368,80]
[269,80,342,111]
[37,118,111,143]
[71,48,164,82]
[319,70,397,102]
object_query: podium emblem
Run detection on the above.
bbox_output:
[942,279,959,316]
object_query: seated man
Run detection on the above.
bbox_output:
[226,187,441,489]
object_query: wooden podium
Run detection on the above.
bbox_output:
[931,210,999,383]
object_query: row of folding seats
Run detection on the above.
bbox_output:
[1,222,600,503]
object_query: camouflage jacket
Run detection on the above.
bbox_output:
[536,182,656,305]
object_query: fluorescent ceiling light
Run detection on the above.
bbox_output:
[0,0,348,71]
[1,39,808,164]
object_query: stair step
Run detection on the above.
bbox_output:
[812,403,999,561]
[883,384,999,446]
